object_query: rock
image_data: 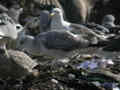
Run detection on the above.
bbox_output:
[68,73,76,80]
[103,36,120,51]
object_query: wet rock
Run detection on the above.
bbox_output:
[103,35,120,51]
[68,73,76,80]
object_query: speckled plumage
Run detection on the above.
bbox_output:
[0,50,38,79]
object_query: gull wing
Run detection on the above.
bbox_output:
[35,31,84,51]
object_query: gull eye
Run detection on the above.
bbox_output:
[35,19,37,21]
[16,26,21,29]
[34,18,38,22]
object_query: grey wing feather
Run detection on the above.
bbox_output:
[95,24,110,33]
[35,31,80,51]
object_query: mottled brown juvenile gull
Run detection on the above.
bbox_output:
[17,30,89,59]
[0,13,23,57]
[0,50,38,79]
[24,10,51,35]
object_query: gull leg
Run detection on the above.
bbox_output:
[4,44,10,58]
[0,43,10,58]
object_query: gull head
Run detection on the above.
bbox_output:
[102,14,115,23]
[50,8,71,30]
[50,8,63,17]
[10,23,24,40]
[102,14,116,28]
[0,13,24,40]
[0,23,23,40]
[26,17,40,29]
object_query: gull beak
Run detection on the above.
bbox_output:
[50,12,55,17]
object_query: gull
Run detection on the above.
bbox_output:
[0,50,39,79]
[23,10,51,35]
[0,13,23,58]
[24,16,42,36]
[16,30,90,60]
[102,14,116,29]
[50,8,71,31]
[50,8,109,42]
[102,14,120,34]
